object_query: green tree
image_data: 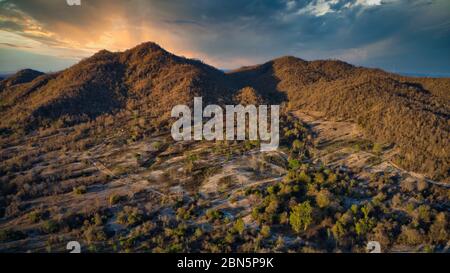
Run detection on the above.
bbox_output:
[289,201,313,233]
[233,218,245,235]
[288,158,300,170]
[292,139,304,151]
[298,171,311,183]
[354,205,375,236]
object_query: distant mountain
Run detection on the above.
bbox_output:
[0,42,448,180]
[398,72,450,78]
[0,69,44,91]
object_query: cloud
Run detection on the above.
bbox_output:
[0,42,31,48]
[0,0,449,74]
[297,0,339,17]
[285,1,297,11]
[355,0,382,6]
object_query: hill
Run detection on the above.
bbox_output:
[0,43,448,181]
[0,69,44,90]
[228,57,449,181]
[0,42,232,132]
[0,42,449,253]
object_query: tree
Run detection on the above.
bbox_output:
[415,204,431,224]
[261,225,271,238]
[292,139,304,151]
[355,205,375,236]
[428,212,448,244]
[289,201,313,233]
[288,158,300,170]
[316,189,331,208]
[314,172,325,184]
[327,172,338,183]
[298,171,311,183]
[233,218,245,235]
[331,220,345,240]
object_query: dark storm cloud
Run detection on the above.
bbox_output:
[0,0,449,74]
[127,0,450,73]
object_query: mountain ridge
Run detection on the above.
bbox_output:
[0,41,448,180]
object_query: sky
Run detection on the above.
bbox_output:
[0,0,449,75]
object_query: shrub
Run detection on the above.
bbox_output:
[225,233,235,244]
[73,185,87,195]
[316,189,331,208]
[265,199,279,215]
[292,139,304,151]
[152,141,162,150]
[176,207,190,220]
[401,180,416,192]
[428,213,448,244]
[266,185,277,195]
[28,210,43,223]
[331,220,346,240]
[298,171,311,183]
[117,206,144,227]
[288,158,300,170]
[260,225,271,238]
[0,229,26,242]
[416,179,428,192]
[109,193,126,205]
[275,236,285,249]
[314,173,325,184]
[84,226,107,243]
[184,154,199,173]
[167,243,183,253]
[93,213,104,226]
[327,173,338,183]
[279,212,289,225]
[355,205,376,237]
[372,143,383,155]
[42,220,59,233]
[218,176,234,192]
[194,227,203,238]
[415,205,431,224]
[206,209,223,221]
[398,226,424,246]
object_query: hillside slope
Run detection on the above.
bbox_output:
[0,43,448,180]
[0,42,232,132]
[228,57,449,180]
